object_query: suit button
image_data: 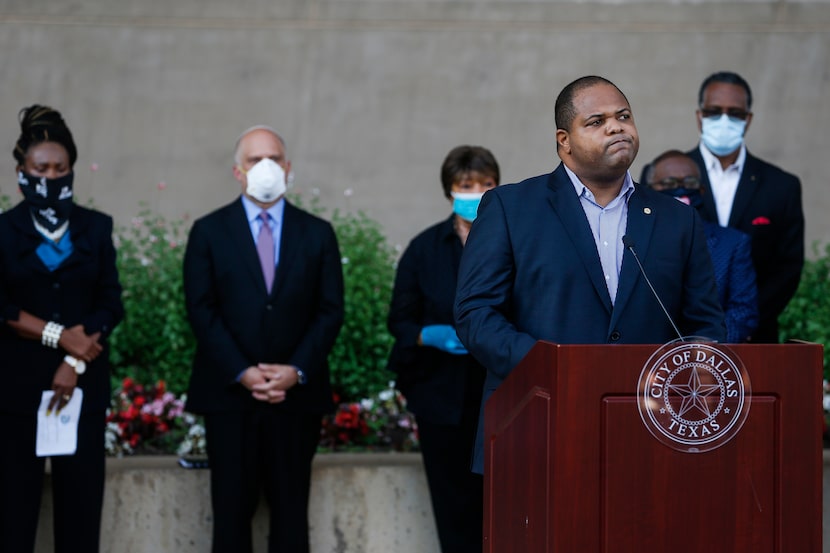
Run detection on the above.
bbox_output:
[52,282,60,290]
[53,313,61,321]
[610,331,621,342]
[265,305,273,311]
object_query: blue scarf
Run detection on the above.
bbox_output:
[37,230,74,271]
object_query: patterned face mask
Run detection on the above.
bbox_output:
[18,170,75,232]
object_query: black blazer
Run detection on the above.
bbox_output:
[0,203,124,413]
[387,216,484,425]
[687,147,804,342]
[183,198,344,415]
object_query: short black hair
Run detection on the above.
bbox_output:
[698,71,753,110]
[13,105,77,168]
[555,76,629,132]
[440,145,500,200]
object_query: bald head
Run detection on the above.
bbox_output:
[232,126,292,207]
[234,125,286,165]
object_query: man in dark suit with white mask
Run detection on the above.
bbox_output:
[184,126,344,553]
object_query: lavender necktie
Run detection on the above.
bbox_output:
[257,211,274,292]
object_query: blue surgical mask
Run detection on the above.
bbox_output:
[700,114,746,156]
[451,192,484,222]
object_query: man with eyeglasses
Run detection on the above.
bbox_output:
[686,71,804,343]
[646,150,759,343]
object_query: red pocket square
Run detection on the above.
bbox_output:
[752,216,771,225]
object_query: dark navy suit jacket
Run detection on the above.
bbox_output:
[454,164,725,473]
[704,222,758,343]
[687,147,804,343]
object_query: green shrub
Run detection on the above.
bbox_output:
[109,208,195,394]
[779,242,830,377]
[327,208,397,402]
[289,195,397,401]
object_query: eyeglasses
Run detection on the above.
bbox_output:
[699,107,750,121]
[652,176,701,189]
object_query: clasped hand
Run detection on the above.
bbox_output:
[420,325,469,355]
[49,325,102,413]
[61,325,103,362]
[241,363,299,403]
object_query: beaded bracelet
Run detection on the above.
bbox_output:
[41,321,64,349]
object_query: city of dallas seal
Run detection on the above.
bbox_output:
[637,338,750,453]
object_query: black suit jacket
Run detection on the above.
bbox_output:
[687,147,804,342]
[0,202,124,414]
[387,216,485,425]
[183,197,344,415]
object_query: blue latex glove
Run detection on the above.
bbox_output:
[420,325,469,355]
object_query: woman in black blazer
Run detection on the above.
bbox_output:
[0,105,123,553]
[387,145,499,553]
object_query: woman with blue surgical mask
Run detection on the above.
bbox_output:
[387,145,499,553]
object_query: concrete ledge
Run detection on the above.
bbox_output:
[36,452,439,553]
[34,451,829,552]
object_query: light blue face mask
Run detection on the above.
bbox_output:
[700,113,747,156]
[452,192,484,222]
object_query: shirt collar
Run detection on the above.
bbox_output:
[241,194,285,224]
[563,164,635,204]
[699,142,746,173]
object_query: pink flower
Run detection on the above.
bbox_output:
[90,163,99,172]
[157,181,167,191]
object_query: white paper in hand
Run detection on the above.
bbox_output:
[36,388,83,457]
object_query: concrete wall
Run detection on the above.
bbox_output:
[0,1,828,253]
[35,453,440,553]
[34,451,830,552]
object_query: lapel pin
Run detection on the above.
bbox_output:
[644,207,652,215]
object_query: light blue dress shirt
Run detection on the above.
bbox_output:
[563,165,634,305]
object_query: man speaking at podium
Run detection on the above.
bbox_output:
[454,76,726,474]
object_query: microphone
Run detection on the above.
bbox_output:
[622,235,684,342]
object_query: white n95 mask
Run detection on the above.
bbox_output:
[245,158,287,203]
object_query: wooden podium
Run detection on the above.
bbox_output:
[483,342,823,553]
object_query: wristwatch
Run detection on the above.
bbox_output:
[295,367,307,385]
[64,355,87,375]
